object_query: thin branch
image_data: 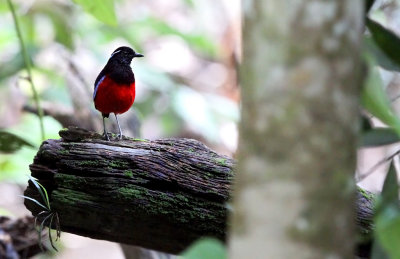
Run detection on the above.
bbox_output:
[357,148,400,182]
[390,93,400,103]
[7,0,45,140]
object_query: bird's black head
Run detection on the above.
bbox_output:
[109,46,143,65]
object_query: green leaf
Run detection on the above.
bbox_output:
[366,18,400,68]
[364,36,400,72]
[181,238,226,259]
[380,162,399,211]
[48,213,59,251]
[0,130,35,153]
[0,47,37,83]
[360,128,400,147]
[37,181,51,210]
[135,17,217,57]
[361,116,373,131]
[365,0,375,13]
[39,213,53,251]
[0,53,24,81]
[0,115,62,183]
[25,3,74,50]
[20,195,49,211]
[376,206,400,259]
[28,176,50,210]
[72,0,117,26]
[361,114,372,132]
[48,12,74,49]
[361,62,400,134]
[371,232,390,259]
[372,162,399,259]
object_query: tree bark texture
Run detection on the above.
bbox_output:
[24,127,233,254]
[229,1,364,258]
[24,128,378,256]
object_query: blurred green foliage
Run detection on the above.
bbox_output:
[7,0,45,140]
[0,130,35,153]
[181,238,226,259]
[367,18,400,71]
[371,163,399,259]
[360,128,400,147]
[0,2,238,257]
[362,56,400,134]
[0,114,61,183]
[73,0,117,26]
[362,1,400,257]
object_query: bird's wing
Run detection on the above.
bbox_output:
[93,73,106,100]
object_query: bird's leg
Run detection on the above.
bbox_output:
[102,116,110,141]
[114,113,122,140]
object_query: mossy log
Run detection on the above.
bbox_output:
[24,127,376,255]
[24,127,233,254]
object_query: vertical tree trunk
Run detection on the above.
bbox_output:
[229,1,363,258]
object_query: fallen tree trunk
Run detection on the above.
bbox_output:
[24,127,233,254]
[24,127,375,255]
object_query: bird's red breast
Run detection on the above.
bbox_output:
[94,75,136,115]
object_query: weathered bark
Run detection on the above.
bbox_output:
[24,127,233,254]
[356,189,375,259]
[229,1,364,258]
[24,128,379,256]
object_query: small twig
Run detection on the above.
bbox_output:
[7,0,45,140]
[357,148,400,182]
[391,93,400,103]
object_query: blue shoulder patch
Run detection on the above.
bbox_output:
[93,75,105,100]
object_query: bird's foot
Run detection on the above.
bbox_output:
[103,132,110,141]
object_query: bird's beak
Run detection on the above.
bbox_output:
[134,53,144,58]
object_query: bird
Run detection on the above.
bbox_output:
[93,46,143,140]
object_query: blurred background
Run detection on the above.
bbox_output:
[0,0,240,257]
[3,0,400,258]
